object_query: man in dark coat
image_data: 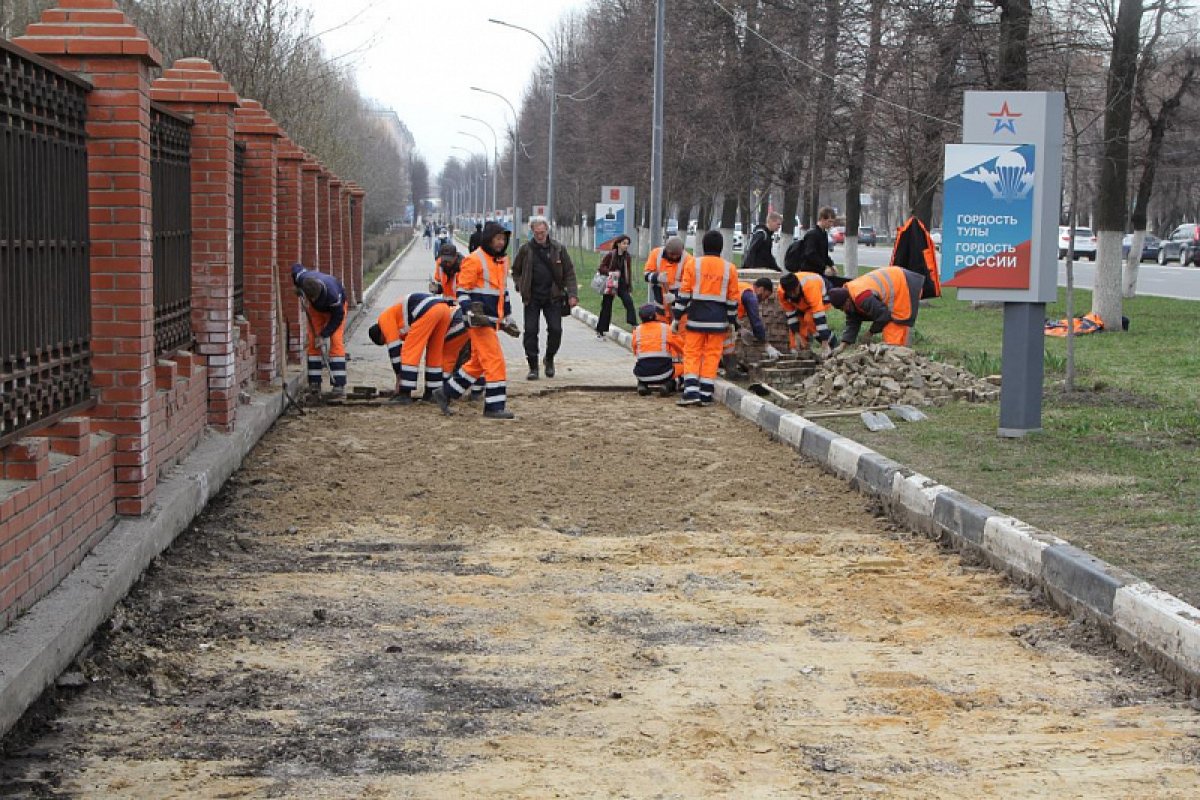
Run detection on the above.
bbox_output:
[467,222,484,252]
[787,206,839,278]
[511,217,579,380]
[742,212,783,271]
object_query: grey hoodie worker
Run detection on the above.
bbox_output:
[511,216,579,380]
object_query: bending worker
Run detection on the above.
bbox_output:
[827,265,926,347]
[632,303,683,396]
[430,242,462,297]
[643,235,694,322]
[434,221,520,419]
[292,263,348,397]
[672,230,740,406]
[723,278,775,374]
[778,271,834,357]
[367,292,454,405]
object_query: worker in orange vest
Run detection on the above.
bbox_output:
[433,221,520,419]
[672,230,740,406]
[430,242,462,297]
[778,271,834,357]
[643,236,694,322]
[367,292,454,405]
[827,266,926,347]
[632,303,683,396]
[723,278,773,363]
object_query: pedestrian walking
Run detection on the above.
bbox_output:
[468,222,484,252]
[672,231,740,406]
[434,221,521,419]
[742,211,784,271]
[291,264,348,397]
[511,216,579,380]
[785,206,839,277]
[595,234,638,338]
[367,292,454,405]
[423,222,433,250]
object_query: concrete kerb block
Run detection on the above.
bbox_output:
[932,489,996,546]
[854,451,905,499]
[827,437,873,481]
[1113,583,1200,687]
[1042,543,1137,619]
[777,413,812,447]
[738,394,767,426]
[891,471,947,536]
[982,516,1066,584]
[799,424,838,463]
[758,403,784,435]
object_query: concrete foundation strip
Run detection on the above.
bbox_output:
[570,305,1200,692]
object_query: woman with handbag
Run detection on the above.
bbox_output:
[595,234,638,339]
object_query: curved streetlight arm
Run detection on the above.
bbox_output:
[471,86,521,254]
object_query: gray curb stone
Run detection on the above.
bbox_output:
[566,307,1200,692]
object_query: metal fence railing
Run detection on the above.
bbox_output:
[0,39,94,446]
[150,102,192,357]
[233,141,245,318]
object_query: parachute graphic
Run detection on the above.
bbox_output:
[962,150,1035,202]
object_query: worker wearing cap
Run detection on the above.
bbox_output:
[672,230,740,406]
[643,235,694,322]
[829,266,926,347]
[367,292,454,405]
[431,242,463,298]
[291,263,348,397]
[632,303,683,395]
[778,271,834,357]
[434,221,519,419]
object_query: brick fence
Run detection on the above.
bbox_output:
[0,0,365,631]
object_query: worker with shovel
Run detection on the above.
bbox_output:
[367,292,455,405]
[434,221,520,419]
[292,264,348,398]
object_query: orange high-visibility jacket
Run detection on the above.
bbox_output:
[643,246,695,291]
[456,249,512,323]
[777,274,832,344]
[674,255,740,332]
[842,266,925,343]
[432,259,459,297]
[632,320,683,360]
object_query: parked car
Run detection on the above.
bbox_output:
[830,226,846,245]
[666,217,679,237]
[930,228,942,249]
[1158,223,1200,265]
[1057,226,1097,260]
[1121,233,1162,263]
[858,226,877,246]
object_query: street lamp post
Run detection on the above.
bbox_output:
[462,115,500,219]
[457,130,492,217]
[649,0,665,252]
[489,18,555,225]
[451,146,481,222]
[471,86,520,256]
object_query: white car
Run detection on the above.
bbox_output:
[1058,226,1097,260]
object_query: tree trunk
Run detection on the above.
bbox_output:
[1090,0,1144,331]
[844,0,884,277]
[806,0,841,225]
[996,0,1032,90]
[718,193,737,260]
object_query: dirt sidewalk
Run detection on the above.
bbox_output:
[2,392,1197,798]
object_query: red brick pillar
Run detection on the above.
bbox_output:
[300,156,321,272]
[16,1,163,515]
[350,186,367,298]
[234,99,281,382]
[341,185,357,303]
[317,168,332,272]
[149,58,239,431]
[276,142,305,364]
[329,178,346,295]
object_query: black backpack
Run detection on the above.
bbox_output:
[783,236,806,272]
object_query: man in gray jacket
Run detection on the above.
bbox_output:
[511,217,579,380]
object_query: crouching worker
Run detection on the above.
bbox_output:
[632,304,683,396]
[828,265,925,347]
[292,264,348,397]
[672,230,740,406]
[778,271,835,357]
[368,292,454,405]
[434,221,521,419]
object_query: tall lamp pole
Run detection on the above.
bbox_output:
[450,146,477,221]
[457,131,492,219]
[488,18,556,225]
[471,86,520,256]
[649,0,665,252]
[462,115,500,219]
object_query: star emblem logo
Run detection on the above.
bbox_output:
[988,101,1022,134]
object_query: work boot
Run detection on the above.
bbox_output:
[637,382,651,397]
[677,395,701,407]
[544,357,556,378]
[420,388,436,403]
[432,388,454,416]
[467,389,483,403]
[329,385,346,399]
[390,392,413,406]
[526,359,539,381]
[483,408,515,420]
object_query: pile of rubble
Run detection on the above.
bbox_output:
[790,344,1000,408]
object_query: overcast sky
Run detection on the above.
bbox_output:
[305,0,587,175]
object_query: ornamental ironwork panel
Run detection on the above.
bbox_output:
[151,102,192,356]
[233,141,245,318]
[0,39,93,446]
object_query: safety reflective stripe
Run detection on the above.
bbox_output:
[691,258,732,302]
[635,325,670,358]
[861,269,897,310]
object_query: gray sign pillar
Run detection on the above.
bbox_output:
[958,92,1064,438]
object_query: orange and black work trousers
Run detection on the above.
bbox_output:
[444,327,507,411]
[397,303,452,395]
[305,302,348,388]
[682,329,725,404]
